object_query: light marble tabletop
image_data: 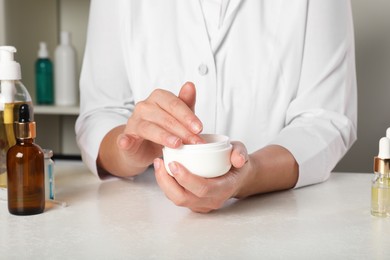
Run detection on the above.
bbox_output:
[0,160,389,259]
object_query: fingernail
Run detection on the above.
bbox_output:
[153,158,160,170]
[167,136,181,147]
[169,162,178,175]
[191,121,202,133]
[188,135,204,145]
[240,153,247,164]
[196,137,207,144]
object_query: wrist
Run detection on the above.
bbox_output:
[232,145,299,198]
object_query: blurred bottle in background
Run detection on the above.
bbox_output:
[35,42,54,105]
[54,31,78,106]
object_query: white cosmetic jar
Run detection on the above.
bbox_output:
[162,134,232,178]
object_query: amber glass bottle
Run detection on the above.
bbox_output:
[7,104,45,215]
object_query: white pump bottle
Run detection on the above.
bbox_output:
[0,46,20,110]
[0,46,33,190]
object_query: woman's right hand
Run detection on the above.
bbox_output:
[97,82,204,177]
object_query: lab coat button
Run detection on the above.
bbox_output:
[198,64,208,76]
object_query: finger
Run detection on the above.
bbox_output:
[117,132,163,157]
[169,162,228,202]
[134,102,203,145]
[230,141,248,168]
[130,118,183,148]
[154,158,196,206]
[149,89,203,134]
[190,207,214,214]
[178,82,196,112]
[156,159,227,211]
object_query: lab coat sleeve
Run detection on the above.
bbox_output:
[270,0,357,187]
[75,0,133,177]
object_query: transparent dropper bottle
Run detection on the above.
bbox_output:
[371,137,390,217]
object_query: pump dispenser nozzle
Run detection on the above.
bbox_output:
[0,46,21,80]
[38,42,49,59]
[0,46,21,111]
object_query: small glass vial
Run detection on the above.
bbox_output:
[371,137,390,217]
[43,149,55,200]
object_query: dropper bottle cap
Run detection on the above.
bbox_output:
[15,104,36,140]
[374,137,390,174]
[386,127,390,139]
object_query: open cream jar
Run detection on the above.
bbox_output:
[162,134,232,178]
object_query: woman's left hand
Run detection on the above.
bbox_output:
[154,141,249,213]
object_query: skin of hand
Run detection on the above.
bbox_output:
[154,142,298,213]
[98,81,298,212]
[97,82,205,177]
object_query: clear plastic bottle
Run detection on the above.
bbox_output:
[35,42,54,104]
[7,104,45,215]
[371,137,390,217]
[54,31,78,106]
[43,149,55,200]
[0,46,33,189]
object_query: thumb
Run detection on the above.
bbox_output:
[178,82,197,112]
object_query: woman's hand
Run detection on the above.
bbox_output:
[154,141,250,213]
[97,82,204,177]
[154,143,299,213]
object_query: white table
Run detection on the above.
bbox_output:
[0,160,389,259]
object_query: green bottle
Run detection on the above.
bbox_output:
[35,42,54,105]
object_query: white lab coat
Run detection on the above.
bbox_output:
[76,0,357,188]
